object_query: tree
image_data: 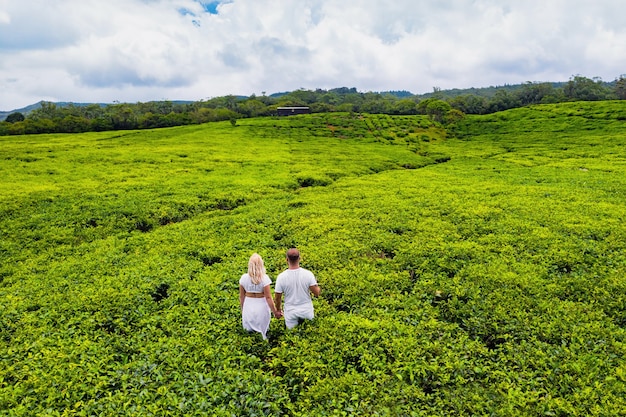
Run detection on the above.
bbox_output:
[6,121,26,135]
[320,92,340,105]
[284,89,318,104]
[189,108,215,124]
[90,117,114,132]
[82,104,104,120]
[335,103,354,113]
[563,75,610,101]
[449,95,487,114]
[445,109,465,125]
[138,112,167,129]
[310,102,333,113]
[107,104,138,130]
[30,101,63,121]
[58,115,90,133]
[420,99,451,123]
[487,89,520,112]
[391,99,418,115]
[29,118,57,134]
[5,112,25,123]
[517,82,556,106]
[361,98,391,114]
[614,75,626,100]
[237,99,268,117]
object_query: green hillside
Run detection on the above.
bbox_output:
[1,104,625,415]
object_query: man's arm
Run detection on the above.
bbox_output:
[274,292,283,312]
[310,284,321,297]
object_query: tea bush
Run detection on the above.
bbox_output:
[1,105,625,415]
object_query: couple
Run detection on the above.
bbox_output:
[238,248,321,340]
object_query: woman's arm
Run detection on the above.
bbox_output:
[263,284,281,317]
[239,285,246,309]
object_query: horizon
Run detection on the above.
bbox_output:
[0,78,580,114]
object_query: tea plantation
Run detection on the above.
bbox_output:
[1,103,625,415]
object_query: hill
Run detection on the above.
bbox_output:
[0,103,625,415]
[0,100,194,121]
[0,101,109,121]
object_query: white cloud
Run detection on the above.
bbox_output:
[1,0,624,110]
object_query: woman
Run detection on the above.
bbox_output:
[239,253,281,340]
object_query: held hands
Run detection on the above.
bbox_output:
[273,310,283,319]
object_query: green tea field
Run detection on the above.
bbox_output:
[1,103,625,415]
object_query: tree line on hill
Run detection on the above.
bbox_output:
[1,74,624,136]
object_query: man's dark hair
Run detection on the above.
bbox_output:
[287,248,300,263]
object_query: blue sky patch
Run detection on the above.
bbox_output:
[196,1,226,15]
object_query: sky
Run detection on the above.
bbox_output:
[1,0,625,111]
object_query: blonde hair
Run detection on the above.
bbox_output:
[248,253,266,284]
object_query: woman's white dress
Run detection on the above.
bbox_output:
[239,273,272,340]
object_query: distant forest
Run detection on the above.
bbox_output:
[1,74,625,135]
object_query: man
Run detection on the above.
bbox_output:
[274,248,321,329]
